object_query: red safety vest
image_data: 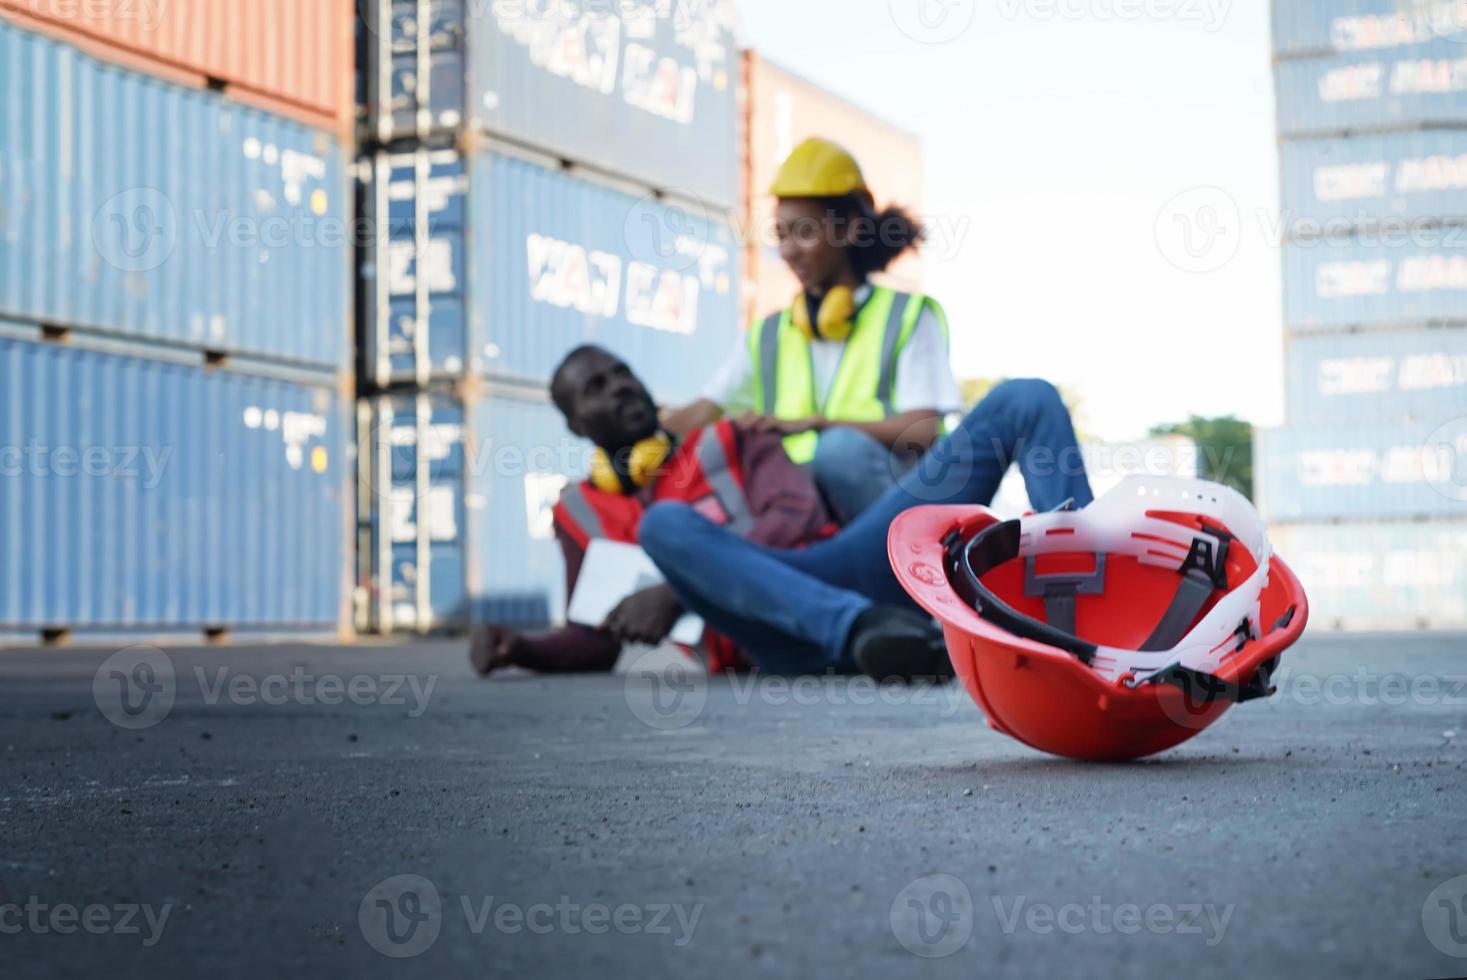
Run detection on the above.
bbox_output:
[553,421,753,672]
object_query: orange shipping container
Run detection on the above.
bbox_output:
[0,0,353,136]
[742,51,926,327]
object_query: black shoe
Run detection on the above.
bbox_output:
[849,607,954,683]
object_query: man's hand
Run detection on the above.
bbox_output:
[469,624,526,676]
[603,584,685,646]
[735,413,826,438]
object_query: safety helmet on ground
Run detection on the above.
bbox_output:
[888,476,1309,762]
[769,137,870,199]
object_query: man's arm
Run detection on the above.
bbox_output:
[734,424,836,548]
[472,525,621,675]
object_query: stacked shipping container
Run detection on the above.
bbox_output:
[1262,0,1467,629]
[741,52,926,327]
[0,7,357,641]
[355,2,743,633]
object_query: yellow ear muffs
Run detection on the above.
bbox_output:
[590,432,674,495]
[791,286,857,342]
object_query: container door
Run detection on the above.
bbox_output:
[359,394,468,634]
[361,149,473,388]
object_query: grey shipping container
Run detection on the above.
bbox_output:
[1270,519,1467,629]
[1285,326,1467,425]
[1282,232,1467,332]
[357,388,585,635]
[1273,0,1467,59]
[1275,37,1467,137]
[360,146,740,399]
[0,21,351,372]
[1255,420,1467,521]
[360,0,741,208]
[0,324,347,635]
[1280,130,1467,233]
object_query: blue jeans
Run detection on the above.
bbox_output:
[811,427,911,524]
[640,379,1095,674]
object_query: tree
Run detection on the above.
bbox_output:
[1150,416,1254,500]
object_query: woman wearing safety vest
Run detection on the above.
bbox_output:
[667,137,963,524]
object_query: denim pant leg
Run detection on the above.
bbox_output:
[810,427,904,524]
[641,379,1091,665]
[639,502,868,674]
[773,379,1096,608]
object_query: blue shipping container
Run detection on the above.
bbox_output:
[1280,130,1467,233]
[1270,519,1467,629]
[1285,326,1467,425]
[0,327,345,631]
[1273,0,1467,59]
[1282,232,1467,331]
[361,147,740,400]
[359,390,585,634]
[361,0,741,208]
[1256,420,1467,521]
[0,21,349,372]
[1275,37,1467,136]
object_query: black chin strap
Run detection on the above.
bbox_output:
[944,522,1101,665]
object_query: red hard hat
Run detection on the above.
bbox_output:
[888,477,1309,762]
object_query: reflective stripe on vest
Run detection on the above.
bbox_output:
[750,287,940,464]
[695,427,754,536]
[557,484,606,543]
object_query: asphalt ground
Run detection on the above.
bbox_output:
[0,631,1464,979]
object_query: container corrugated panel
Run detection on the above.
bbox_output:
[0,331,345,631]
[1282,232,1467,331]
[1272,0,1467,59]
[1255,421,1467,521]
[1270,520,1467,629]
[361,147,740,400]
[743,51,925,324]
[0,0,355,133]
[1275,37,1467,137]
[0,22,350,372]
[1280,130,1467,232]
[362,0,741,208]
[1285,326,1467,424]
[358,390,585,634]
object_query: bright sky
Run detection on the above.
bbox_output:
[735,0,1283,441]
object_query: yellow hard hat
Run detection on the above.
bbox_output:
[768,138,869,199]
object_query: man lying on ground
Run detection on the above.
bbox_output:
[638,379,1096,681]
[470,345,951,677]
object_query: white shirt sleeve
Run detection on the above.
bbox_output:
[699,332,758,415]
[893,303,963,414]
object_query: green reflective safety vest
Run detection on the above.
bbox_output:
[748,287,949,464]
